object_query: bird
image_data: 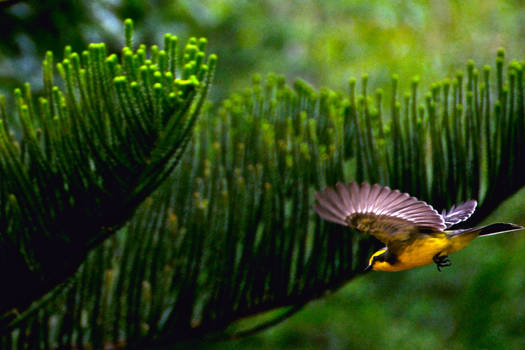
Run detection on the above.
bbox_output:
[313,181,523,272]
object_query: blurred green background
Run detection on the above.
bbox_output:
[3,0,525,101]
[1,0,525,349]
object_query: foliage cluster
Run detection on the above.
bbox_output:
[3,43,525,348]
[1,1,525,349]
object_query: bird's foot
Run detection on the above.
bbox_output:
[433,252,452,272]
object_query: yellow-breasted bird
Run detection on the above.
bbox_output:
[313,182,523,272]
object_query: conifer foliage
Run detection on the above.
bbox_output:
[0,19,216,323]
[1,20,524,350]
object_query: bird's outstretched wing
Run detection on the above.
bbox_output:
[441,200,477,228]
[313,182,446,245]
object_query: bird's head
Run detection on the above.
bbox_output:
[364,248,393,272]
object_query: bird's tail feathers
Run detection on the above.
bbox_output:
[477,223,523,237]
[450,222,523,237]
[446,223,522,254]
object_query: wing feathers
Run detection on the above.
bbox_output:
[359,182,370,212]
[313,201,346,226]
[336,182,352,212]
[325,187,347,214]
[367,183,381,212]
[442,200,477,228]
[350,182,361,213]
[314,191,345,222]
[313,182,447,233]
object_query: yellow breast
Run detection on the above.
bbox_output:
[376,235,452,271]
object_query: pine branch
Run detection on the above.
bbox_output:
[3,51,525,349]
[0,19,216,319]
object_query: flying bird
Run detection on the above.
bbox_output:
[313,182,523,272]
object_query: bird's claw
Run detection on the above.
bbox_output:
[433,252,452,272]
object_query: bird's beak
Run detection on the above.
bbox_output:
[363,264,373,272]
